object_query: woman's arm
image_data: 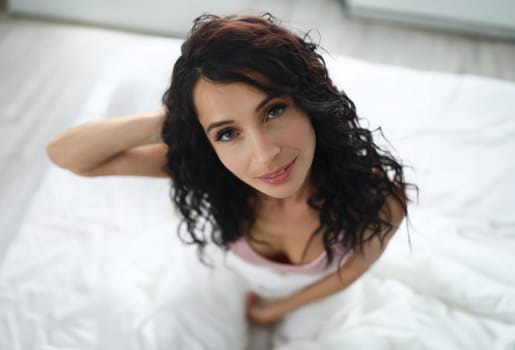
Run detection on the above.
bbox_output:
[246,192,406,324]
[46,108,169,177]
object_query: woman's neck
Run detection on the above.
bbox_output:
[256,180,314,211]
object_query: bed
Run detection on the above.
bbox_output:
[1,22,514,350]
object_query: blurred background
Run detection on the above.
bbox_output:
[2,0,515,77]
[0,0,514,262]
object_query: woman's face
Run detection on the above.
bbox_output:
[193,78,316,200]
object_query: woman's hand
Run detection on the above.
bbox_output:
[245,292,288,325]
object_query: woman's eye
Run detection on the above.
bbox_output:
[216,128,237,142]
[267,103,287,119]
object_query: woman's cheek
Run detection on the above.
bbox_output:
[218,151,246,180]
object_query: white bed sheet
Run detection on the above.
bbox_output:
[1,36,514,350]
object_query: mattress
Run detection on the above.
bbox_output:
[1,27,514,350]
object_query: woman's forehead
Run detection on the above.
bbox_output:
[193,79,269,122]
[194,78,264,101]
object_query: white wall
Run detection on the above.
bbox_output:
[7,0,264,36]
[347,0,515,39]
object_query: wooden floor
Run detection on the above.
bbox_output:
[1,0,514,262]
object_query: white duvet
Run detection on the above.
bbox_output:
[1,34,514,350]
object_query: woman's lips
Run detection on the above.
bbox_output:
[257,159,296,185]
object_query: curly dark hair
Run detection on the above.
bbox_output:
[161,13,414,265]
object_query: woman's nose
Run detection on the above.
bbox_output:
[249,130,280,165]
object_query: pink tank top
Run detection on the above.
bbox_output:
[228,237,353,275]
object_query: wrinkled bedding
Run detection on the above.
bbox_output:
[1,37,515,350]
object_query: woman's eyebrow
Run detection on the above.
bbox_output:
[206,95,276,134]
[255,95,275,112]
[207,120,234,133]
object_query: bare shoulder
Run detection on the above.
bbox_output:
[384,186,407,228]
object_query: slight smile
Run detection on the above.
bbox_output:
[257,158,296,185]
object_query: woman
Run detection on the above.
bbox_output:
[47,13,412,345]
